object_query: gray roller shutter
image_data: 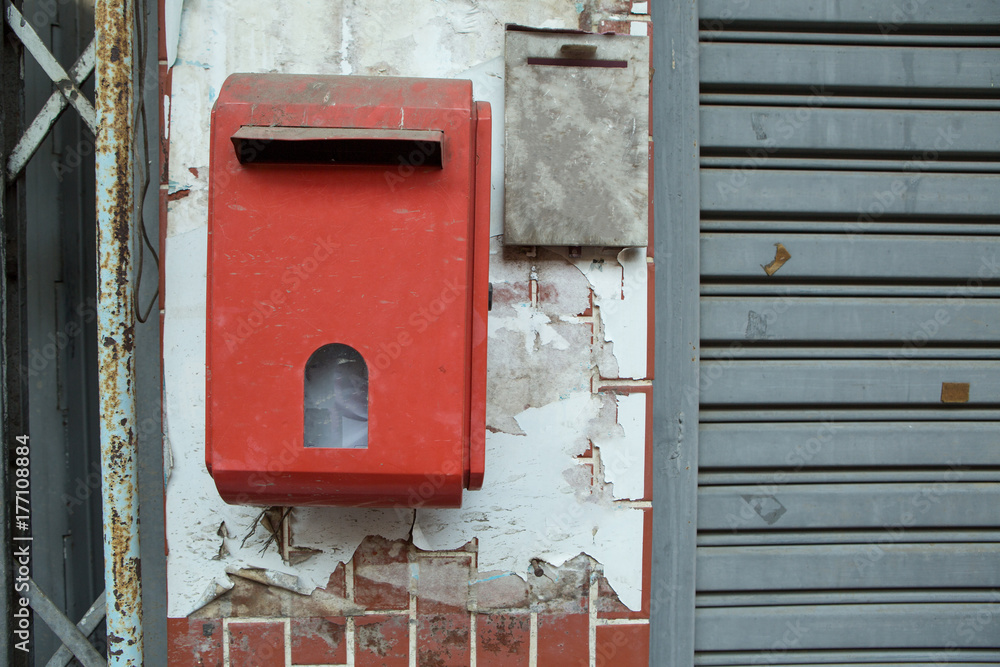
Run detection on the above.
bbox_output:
[689,1,1000,664]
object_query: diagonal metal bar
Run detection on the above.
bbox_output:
[5,2,97,133]
[6,38,96,182]
[28,579,106,667]
[45,590,107,667]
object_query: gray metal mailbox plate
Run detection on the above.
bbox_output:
[504,29,649,247]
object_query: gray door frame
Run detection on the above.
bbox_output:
[650,0,701,665]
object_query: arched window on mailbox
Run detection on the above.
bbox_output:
[304,344,369,450]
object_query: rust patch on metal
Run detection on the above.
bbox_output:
[166,188,190,202]
[941,382,970,403]
[761,243,791,276]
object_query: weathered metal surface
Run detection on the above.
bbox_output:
[6,39,96,181]
[697,603,1000,651]
[27,580,106,667]
[4,4,97,133]
[700,359,1000,406]
[701,107,1000,158]
[699,483,1000,531]
[698,543,1000,591]
[700,422,1000,469]
[703,234,1000,281]
[699,0,1000,26]
[702,297,1000,343]
[702,171,1000,217]
[692,2,1000,662]
[94,0,142,664]
[701,43,1000,94]
[650,0,700,665]
[504,28,649,246]
[46,592,107,667]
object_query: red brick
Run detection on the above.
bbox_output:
[476,614,530,667]
[291,617,346,665]
[536,614,589,667]
[228,622,285,667]
[321,563,348,600]
[598,19,631,34]
[417,613,470,667]
[474,572,530,611]
[645,261,655,380]
[166,618,223,667]
[596,624,649,667]
[415,554,471,614]
[354,537,411,611]
[355,615,409,667]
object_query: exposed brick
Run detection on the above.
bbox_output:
[595,576,631,616]
[323,562,348,599]
[416,613,470,667]
[355,615,409,667]
[166,618,223,667]
[537,614,589,667]
[354,536,411,611]
[598,19,631,34]
[191,569,355,619]
[416,553,473,614]
[476,614,530,667]
[228,622,285,667]
[474,572,529,611]
[291,617,346,665]
[596,624,650,667]
[528,555,593,614]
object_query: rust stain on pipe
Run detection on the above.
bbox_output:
[95,0,143,663]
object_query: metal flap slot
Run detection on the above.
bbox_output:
[526,56,627,68]
[231,126,444,167]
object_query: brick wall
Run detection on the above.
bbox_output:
[168,536,651,666]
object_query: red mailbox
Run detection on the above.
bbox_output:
[206,74,490,507]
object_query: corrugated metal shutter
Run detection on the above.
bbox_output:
[694,1,1000,663]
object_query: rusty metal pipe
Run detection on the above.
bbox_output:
[95,0,143,664]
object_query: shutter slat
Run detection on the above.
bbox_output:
[702,297,999,343]
[698,483,1000,530]
[701,171,1000,218]
[699,0,1000,27]
[696,604,1000,650]
[701,107,1000,157]
[699,422,1000,469]
[701,44,1000,94]
[697,544,1000,591]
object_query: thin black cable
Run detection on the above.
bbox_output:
[133,0,158,324]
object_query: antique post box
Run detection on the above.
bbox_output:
[206,74,490,507]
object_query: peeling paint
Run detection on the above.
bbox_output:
[165,0,647,618]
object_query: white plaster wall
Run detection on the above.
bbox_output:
[165,0,649,617]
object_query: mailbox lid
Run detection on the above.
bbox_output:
[504,28,650,247]
[206,74,484,507]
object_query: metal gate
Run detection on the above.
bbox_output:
[652,1,1000,664]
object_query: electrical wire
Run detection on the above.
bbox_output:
[132,0,158,324]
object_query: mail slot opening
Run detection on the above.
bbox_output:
[304,344,369,449]
[232,126,444,167]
